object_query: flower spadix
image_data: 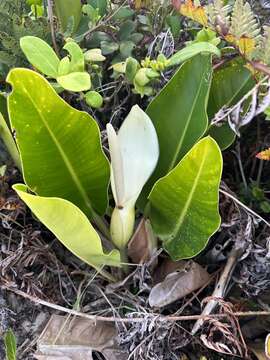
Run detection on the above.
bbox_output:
[107,105,159,249]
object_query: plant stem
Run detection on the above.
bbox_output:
[93,212,111,239]
[120,247,129,275]
[0,115,22,171]
[98,268,117,283]
[47,0,60,56]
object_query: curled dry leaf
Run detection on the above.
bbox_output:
[149,260,210,308]
[34,315,128,360]
[128,218,157,264]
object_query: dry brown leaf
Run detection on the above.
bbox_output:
[34,315,128,360]
[128,218,156,264]
[152,258,187,284]
[149,260,210,307]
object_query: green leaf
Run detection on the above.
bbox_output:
[166,14,181,38]
[57,56,71,76]
[101,41,119,55]
[148,137,222,260]
[88,0,108,17]
[7,68,109,218]
[27,0,42,5]
[264,106,270,120]
[54,0,82,33]
[20,36,60,78]
[0,113,21,170]
[63,41,85,72]
[207,124,235,150]
[207,59,255,149]
[120,41,135,58]
[167,42,221,67]
[119,20,136,41]
[112,7,134,20]
[57,72,91,92]
[13,184,121,270]
[4,329,16,360]
[140,54,212,206]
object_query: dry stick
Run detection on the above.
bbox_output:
[190,189,270,334]
[2,285,270,323]
[219,188,270,228]
[191,245,244,335]
[47,0,59,57]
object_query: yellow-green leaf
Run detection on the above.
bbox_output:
[13,184,121,270]
[20,36,60,78]
[148,137,222,260]
[7,68,109,218]
[57,72,91,92]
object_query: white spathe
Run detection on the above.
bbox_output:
[107,105,159,249]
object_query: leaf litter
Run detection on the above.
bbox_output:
[1,133,270,359]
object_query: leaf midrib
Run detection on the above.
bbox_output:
[167,65,209,172]
[21,82,94,215]
[173,145,207,238]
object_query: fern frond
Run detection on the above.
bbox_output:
[206,0,231,29]
[229,0,260,41]
[0,0,50,74]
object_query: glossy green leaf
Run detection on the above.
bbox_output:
[20,36,60,78]
[208,59,255,149]
[63,41,85,72]
[207,124,235,150]
[57,72,91,92]
[54,0,82,33]
[13,184,121,270]
[4,329,16,360]
[167,42,220,67]
[140,54,212,206]
[0,113,21,170]
[7,68,109,218]
[148,137,222,260]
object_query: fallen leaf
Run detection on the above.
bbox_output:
[179,0,208,27]
[34,315,128,360]
[128,218,157,264]
[238,36,256,56]
[134,0,151,9]
[256,148,270,161]
[152,258,186,284]
[149,260,210,307]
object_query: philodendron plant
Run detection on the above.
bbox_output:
[7,53,223,280]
